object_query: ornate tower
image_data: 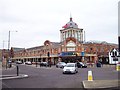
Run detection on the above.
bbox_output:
[60,17,84,52]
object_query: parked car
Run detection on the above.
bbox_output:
[25,61,32,65]
[56,62,66,68]
[63,63,78,74]
[16,61,22,64]
[40,62,48,66]
[32,62,40,65]
[96,62,101,67]
[77,62,87,68]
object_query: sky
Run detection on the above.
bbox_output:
[0,0,119,49]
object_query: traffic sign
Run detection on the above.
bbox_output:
[81,52,85,56]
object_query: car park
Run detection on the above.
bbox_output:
[56,62,66,68]
[63,63,78,74]
[77,62,87,68]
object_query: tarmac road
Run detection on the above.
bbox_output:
[2,63,119,89]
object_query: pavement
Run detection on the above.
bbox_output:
[82,79,120,89]
[0,62,28,80]
[82,65,120,89]
[0,74,28,80]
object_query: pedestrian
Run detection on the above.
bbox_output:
[48,60,51,67]
[39,62,41,67]
[8,60,12,68]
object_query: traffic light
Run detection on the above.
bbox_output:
[10,47,14,58]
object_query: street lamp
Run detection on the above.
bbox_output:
[8,30,18,50]
[6,30,17,69]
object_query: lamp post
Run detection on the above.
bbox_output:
[6,30,17,69]
[8,30,18,50]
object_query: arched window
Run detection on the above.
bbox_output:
[66,41,76,51]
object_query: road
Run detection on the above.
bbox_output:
[2,64,119,89]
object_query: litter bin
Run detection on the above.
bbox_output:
[116,63,120,71]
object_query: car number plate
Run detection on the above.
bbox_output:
[66,69,70,71]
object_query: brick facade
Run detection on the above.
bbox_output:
[1,17,118,64]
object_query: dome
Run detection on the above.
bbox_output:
[62,17,78,29]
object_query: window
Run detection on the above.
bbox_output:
[66,41,76,51]
[67,47,75,51]
[66,41,76,47]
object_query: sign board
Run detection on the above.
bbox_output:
[113,57,118,61]
[59,52,76,56]
[81,52,85,56]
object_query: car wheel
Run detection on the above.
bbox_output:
[73,70,76,74]
[61,66,64,68]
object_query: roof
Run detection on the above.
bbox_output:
[62,17,78,29]
[11,47,25,52]
[86,40,108,44]
[26,46,44,51]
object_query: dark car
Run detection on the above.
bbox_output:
[96,62,102,67]
[77,62,87,68]
[40,62,48,67]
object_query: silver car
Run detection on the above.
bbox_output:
[63,63,78,74]
[56,62,66,68]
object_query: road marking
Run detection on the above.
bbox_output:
[2,82,11,88]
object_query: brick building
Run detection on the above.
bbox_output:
[3,17,118,64]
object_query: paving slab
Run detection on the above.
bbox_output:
[0,74,28,80]
[82,80,120,89]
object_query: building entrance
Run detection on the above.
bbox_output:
[61,56,82,63]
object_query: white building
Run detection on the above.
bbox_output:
[109,48,119,64]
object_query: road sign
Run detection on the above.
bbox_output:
[113,57,118,61]
[81,52,85,56]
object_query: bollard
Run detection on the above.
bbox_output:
[116,64,120,71]
[17,65,19,76]
[88,70,93,81]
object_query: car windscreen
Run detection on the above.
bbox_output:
[66,64,74,67]
[61,62,65,64]
[79,62,84,65]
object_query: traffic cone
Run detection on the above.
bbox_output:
[88,70,93,81]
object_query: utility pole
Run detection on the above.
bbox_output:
[118,3,120,59]
[7,30,17,69]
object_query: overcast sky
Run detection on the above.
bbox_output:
[0,0,119,49]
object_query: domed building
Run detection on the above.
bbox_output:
[62,17,78,29]
[7,16,118,65]
[59,17,87,62]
